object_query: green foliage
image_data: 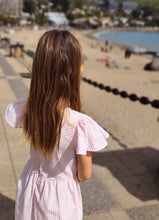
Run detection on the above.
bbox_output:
[50,0,70,12]
[66,13,83,21]
[0,14,19,25]
[89,11,101,18]
[152,18,159,26]
[0,14,4,22]
[115,0,159,10]
[23,0,159,15]
[23,0,36,14]
[34,12,49,25]
[103,0,109,9]
[27,17,34,24]
[130,5,159,20]
[72,0,84,9]
[131,9,140,18]
[50,0,84,11]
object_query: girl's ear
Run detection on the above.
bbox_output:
[80,64,84,72]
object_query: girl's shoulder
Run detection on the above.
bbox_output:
[66,108,94,126]
[67,108,109,137]
[5,97,27,128]
[6,98,27,112]
[67,108,109,155]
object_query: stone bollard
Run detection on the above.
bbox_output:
[10,40,25,58]
[15,46,21,57]
[10,46,15,57]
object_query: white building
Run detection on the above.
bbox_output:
[0,0,23,17]
[121,1,138,15]
[45,12,69,27]
[99,17,111,27]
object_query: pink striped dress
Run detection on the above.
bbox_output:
[5,98,109,220]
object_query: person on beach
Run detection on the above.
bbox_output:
[5,29,109,220]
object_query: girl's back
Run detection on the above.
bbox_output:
[6,97,108,220]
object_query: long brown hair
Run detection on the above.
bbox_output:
[23,29,82,158]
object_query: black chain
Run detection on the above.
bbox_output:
[82,77,159,109]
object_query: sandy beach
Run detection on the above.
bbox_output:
[9,27,159,149]
[1,26,159,220]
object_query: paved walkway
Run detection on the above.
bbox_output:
[0,48,159,220]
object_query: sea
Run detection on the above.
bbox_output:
[93,31,159,53]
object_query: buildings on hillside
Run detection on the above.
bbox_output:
[120,1,138,15]
[93,1,138,14]
[0,0,23,17]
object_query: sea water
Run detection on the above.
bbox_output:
[93,31,159,53]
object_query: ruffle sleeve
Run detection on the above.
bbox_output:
[5,98,27,128]
[75,115,109,155]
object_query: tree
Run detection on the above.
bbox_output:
[23,0,36,14]
[103,0,109,10]
[131,9,140,19]
[34,12,49,25]
[50,0,70,12]
[141,7,153,18]
[73,0,84,9]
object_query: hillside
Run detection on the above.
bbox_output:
[114,0,159,9]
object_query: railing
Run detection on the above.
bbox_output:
[82,77,159,109]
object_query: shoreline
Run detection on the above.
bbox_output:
[86,26,159,35]
[85,27,159,56]
[0,25,159,55]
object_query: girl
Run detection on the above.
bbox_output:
[5,30,109,220]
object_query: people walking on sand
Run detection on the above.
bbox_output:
[125,48,132,58]
[105,40,108,47]
[5,29,109,220]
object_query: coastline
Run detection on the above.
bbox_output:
[73,28,159,149]
[1,27,159,149]
[1,25,158,55]
[86,26,159,35]
[85,27,159,55]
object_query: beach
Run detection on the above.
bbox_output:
[1,27,159,220]
[9,27,159,150]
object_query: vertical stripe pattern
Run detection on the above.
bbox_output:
[5,98,109,220]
